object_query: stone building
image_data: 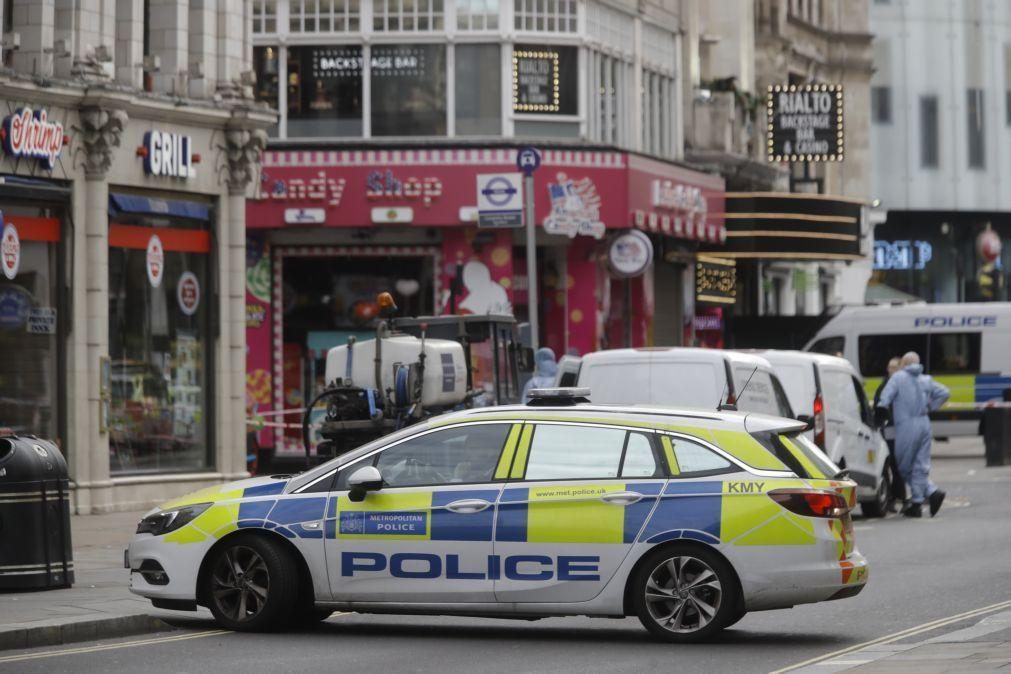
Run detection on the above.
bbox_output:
[0,0,274,512]
[682,0,874,347]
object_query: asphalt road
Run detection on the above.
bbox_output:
[4,440,1011,674]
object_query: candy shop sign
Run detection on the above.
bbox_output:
[1,108,65,170]
[366,170,442,207]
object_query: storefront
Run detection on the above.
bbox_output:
[246,145,725,456]
[0,86,272,513]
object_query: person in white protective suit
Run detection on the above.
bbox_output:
[522,347,558,402]
[876,351,950,518]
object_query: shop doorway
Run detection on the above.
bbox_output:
[271,246,439,456]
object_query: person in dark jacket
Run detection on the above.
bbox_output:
[874,357,906,511]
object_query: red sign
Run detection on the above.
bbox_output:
[177,271,200,315]
[146,235,164,288]
[626,154,726,243]
[250,148,725,245]
[1,221,19,280]
[2,108,64,170]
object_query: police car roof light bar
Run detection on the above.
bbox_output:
[526,387,592,406]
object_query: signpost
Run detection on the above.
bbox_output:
[476,173,523,229]
[516,147,541,350]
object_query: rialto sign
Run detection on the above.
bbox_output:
[143,130,195,179]
[1,108,65,170]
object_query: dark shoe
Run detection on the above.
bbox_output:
[903,503,923,518]
[929,490,946,517]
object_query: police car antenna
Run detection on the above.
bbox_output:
[736,366,760,405]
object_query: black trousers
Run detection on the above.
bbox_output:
[886,438,907,501]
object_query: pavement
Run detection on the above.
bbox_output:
[1,437,1010,672]
[0,509,213,651]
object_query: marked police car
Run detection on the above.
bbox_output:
[127,389,868,642]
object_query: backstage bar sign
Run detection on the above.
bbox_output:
[767,84,844,162]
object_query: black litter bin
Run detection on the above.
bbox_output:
[983,405,1011,467]
[0,434,74,590]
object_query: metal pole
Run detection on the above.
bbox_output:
[524,173,539,350]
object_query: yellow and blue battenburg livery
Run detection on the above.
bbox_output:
[127,404,868,642]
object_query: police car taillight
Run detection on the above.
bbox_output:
[768,489,848,519]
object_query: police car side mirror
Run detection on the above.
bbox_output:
[347,465,383,503]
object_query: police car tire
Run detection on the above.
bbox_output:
[204,534,300,632]
[631,545,739,643]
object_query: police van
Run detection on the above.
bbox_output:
[127,390,867,643]
[804,303,1011,437]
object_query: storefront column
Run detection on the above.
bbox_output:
[222,125,267,478]
[76,105,127,513]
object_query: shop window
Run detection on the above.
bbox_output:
[287,45,363,138]
[0,212,61,445]
[455,44,501,135]
[371,44,446,136]
[253,46,280,137]
[252,0,277,33]
[512,44,578,116]
[514,0,577,33]
[457,0,499,30]
[857,334,928,377]
[107,198,212,474]
[373,0,444,31]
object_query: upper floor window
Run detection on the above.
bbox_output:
[457,0,500,30]
[253,0,278,33]
[374,0,445,31]
[514,0,577,33]
[290,0,361,33]
[967,88,985,168]
[871,86,891,124]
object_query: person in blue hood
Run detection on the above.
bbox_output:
[522,347,558,402]
[876,351,950,518]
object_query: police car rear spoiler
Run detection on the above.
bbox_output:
[743,415,808,436]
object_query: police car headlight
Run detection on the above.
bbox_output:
[136,503,211,536]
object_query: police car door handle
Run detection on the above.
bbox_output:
[445,498,493,514]
[600,491,643,506]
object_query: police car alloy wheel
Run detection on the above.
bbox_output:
[204,534,299,631]
[632,546,740,642]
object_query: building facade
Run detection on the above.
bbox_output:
[0,1,273,512]
[870,0,1010,303]
[682,0,874,347]
[246,0,730,462]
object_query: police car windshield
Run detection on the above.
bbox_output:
[286,423,428,493]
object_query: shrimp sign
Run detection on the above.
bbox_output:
[1,108,65,170]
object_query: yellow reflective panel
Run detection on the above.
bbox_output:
[719,478,815,546]
[708,429,789,471]
[660,435,680,475]
[526,484,625,544]
[779,435,828,479]
[494,424,522,480]
[159,485,241,511]
[510,425,535,479]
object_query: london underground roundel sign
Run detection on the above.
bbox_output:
[1,219,20,281]
[146,235,165,288]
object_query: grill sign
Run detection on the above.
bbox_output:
[2,108,64,170]
[143,130,195,179]
[767,84,844,162]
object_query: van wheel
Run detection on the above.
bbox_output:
[632,545,739,643]
[860,465,893,518]
[204,534,299,632]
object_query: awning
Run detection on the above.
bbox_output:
[109,193,210,221]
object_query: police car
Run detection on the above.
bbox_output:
[127,390,868,642]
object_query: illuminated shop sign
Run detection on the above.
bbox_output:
[143,130,195,179]
[767,84,844,162]
[696,256,737,305]
[512,46,576,115]
[1,107,64,169]
[873,240,933,271]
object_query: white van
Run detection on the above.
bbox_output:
[758,350,892,517]
[557,347,795,418]
[804,303,1011,438]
